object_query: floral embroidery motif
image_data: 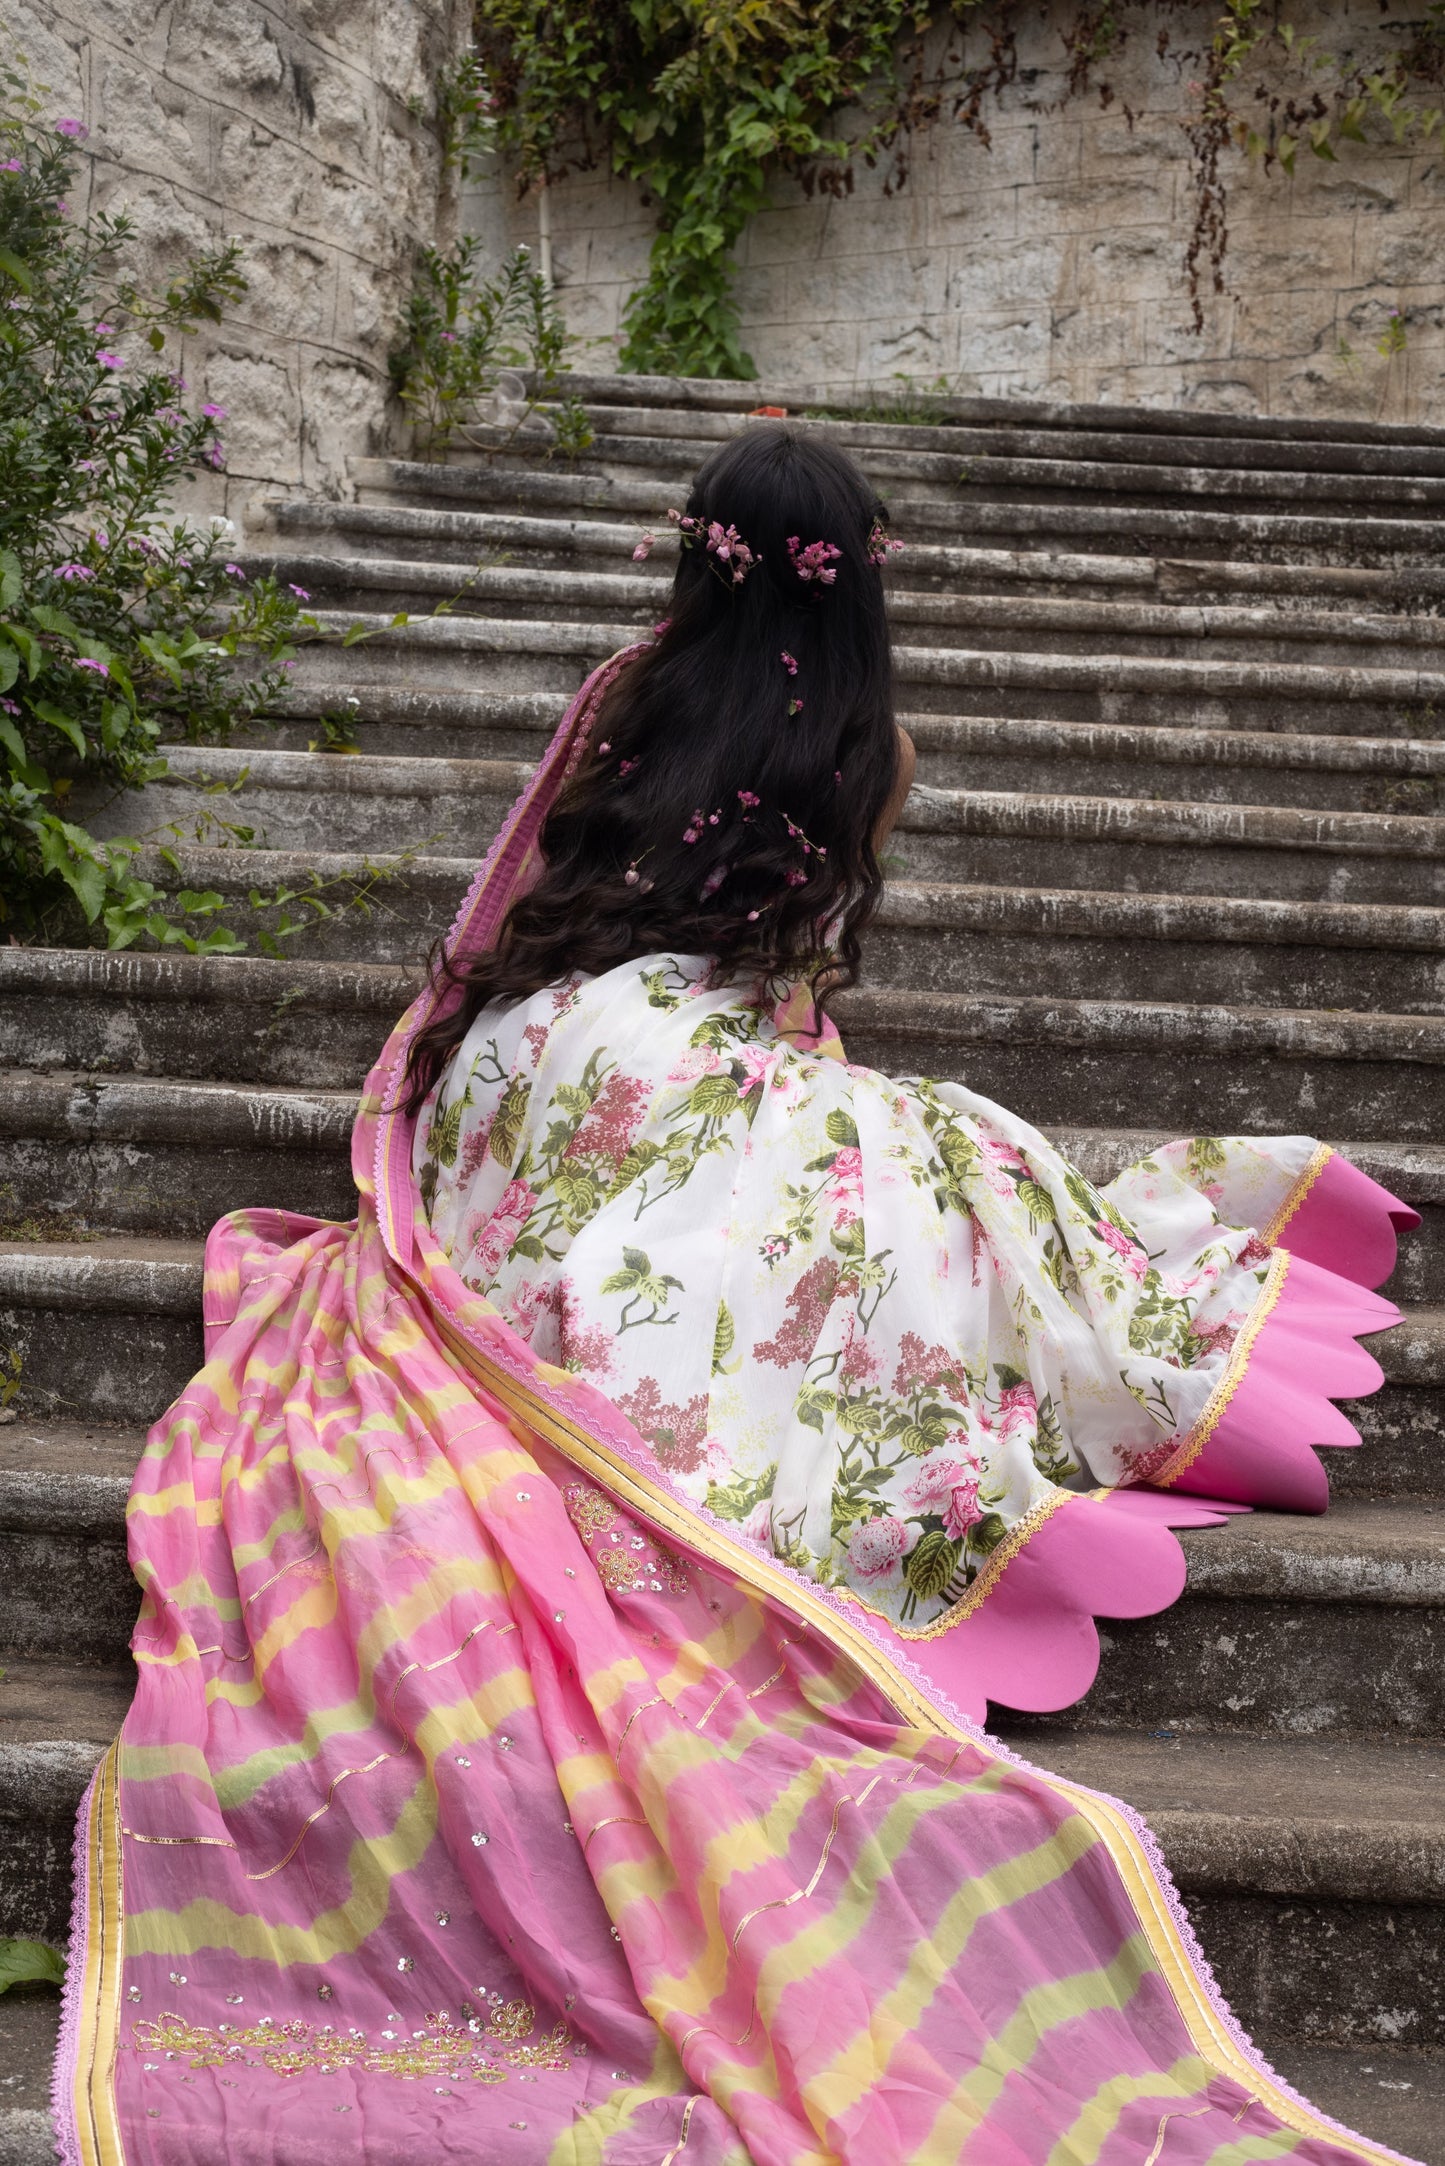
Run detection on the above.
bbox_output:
[564,1482,689,1597]
[416,954,1314,1636]
[132,2000,577,2084]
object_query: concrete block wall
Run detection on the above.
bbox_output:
[11,0,470,510]
[463,0,1445,423]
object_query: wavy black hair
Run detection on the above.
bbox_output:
[401,424,899,1112]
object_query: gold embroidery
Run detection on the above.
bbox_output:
[565,1482,688,1595]
[1154,1248,1291,1488]
[564,1482,618,1541]
[132,1999,577,2085]
[597,1548,643,1594]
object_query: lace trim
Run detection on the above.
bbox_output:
[1260,1139,1334,1248]
[1152,1248,1292,1489]
[832,1486,1075,1641]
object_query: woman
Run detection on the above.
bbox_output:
[60,429,1420,2165]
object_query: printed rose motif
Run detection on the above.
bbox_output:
[1187,1315,1238,1361]
[995,1382,1037,1433]
[503,1276,552,1345]
[1095,1218,1149,1282]
[468,1180,537,1281]
[830,1145,864,1196]
[846,1514,909,1581]
[742,1499,774,1547]
[903,1458,983,1537]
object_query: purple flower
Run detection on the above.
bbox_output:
[288,584,310,601]
[780,650,797,674]
[95,322,113,335]
[279,658,297,669]
[225,562,246,580]
[0,697,18,715]
[632,532,655,562]
[96,350,124,371]
[201,402,227,421]
[1,158,21,173]
[55,118,88,139]
[204,439,226,469]
[787,534,842,585]
[93,530,108,549]
[56,199,69,216]
[438,330,458,344]
[74,657,109,676]
[53,562,94,581]
[76,458,95,471]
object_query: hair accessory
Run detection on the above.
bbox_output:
[780,651,797,675]
[787,535,841,584]
[667,509,755,585]
[700,863,728,899]
[624,848,653,889]
[788,698,803,716]
[867,517,904,567]
[633,532,656,562]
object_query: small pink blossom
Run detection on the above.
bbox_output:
[225,562,246,580]
[96,350,124,371]
[780,650,797,675]
[830,1145,864,1195]
[495,1178,537,1223]
[204,440,226,469]
[53,562,93,581]
[846,1514,908,1581]
[288,583,310,600]
[632,532,655,562]
[904,1457,975,1516]
[1,158,21,172]
[73,657,109,676]
[787,534,842,585]
[0,696,18,714]
[55,118,88,138]
[201,402,227,421]
[840,1327,881,1386]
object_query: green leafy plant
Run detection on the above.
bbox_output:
[0,57,316,949]
[389,238,592,457]
[0,1936,65,1993]
[474,0,934,379]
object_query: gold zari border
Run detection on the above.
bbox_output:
[73,1741,125,2166]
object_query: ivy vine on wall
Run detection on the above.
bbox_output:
[472,0,1445,382]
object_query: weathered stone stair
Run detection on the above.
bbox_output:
[3,376,1444,2159]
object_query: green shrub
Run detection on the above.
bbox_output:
[0,57,313,950]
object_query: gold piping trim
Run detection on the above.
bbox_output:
[581,1815,651,1857]
[614,1695,664,1755]
[694,1684,729,1731]
[833,1487,1073,1641]
[1141,2100,1214,2166]
[728,1771,889,1952]
[240,1536,322,1615]
[1261,1140,1334,1248]
[1154,1249,1291,1489]
[659,2093,700,2166]
[744,1635,804,1699]
[73,1743,124,2166]
[423,1310,1407,2164]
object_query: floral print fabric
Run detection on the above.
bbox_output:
[415,954,1317,1635]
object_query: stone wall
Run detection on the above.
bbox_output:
[463,0,1445,423]
[12,0,468,510]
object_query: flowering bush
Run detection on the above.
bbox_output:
[0,59,313,949]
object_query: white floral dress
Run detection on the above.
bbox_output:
[414,953,1320,1634]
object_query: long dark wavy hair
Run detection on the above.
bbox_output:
[401,425,900,1113]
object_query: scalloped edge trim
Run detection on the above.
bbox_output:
[51,1743,123,2166]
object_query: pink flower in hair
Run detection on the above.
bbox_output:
[633,532,655,561]
[867,517,904,567]
[787,535,841,584]
[780,650,797,675]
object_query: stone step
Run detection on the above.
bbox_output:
[552,394,1445,483]
[356,454,1445,566]
[454,419,1445,519]
[5,947,1444,1136]
[249,547,1445,671]
[287,606,1445,737]
[3,1072,1440,1307]
[833,986,1445,1137]
[105,746,1445,912]
[262,495,1445,611]
[871,882,1445,1018]
[255,683,1445,816]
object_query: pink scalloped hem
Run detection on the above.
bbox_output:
[1278,1148,1419,1291]
[50,1757,100,2166]
[894,1151,1413,1718]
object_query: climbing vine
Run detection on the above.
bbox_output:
[472,0,1445,379]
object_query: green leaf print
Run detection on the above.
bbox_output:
[905,1529,961,1602]
[712,1302,736,1374]
[969,1512,1010,1557]
[427,1095,465,1169]
[705,1465,776,1522]
[1016,1179,1056,1224]
[553,1169,601,1228]
[1186,1136,1228,1180]
[689,1073,741,1118]
[489,1077,531,1169]
[825,1108,860,1149]
[898,1414,950,1457]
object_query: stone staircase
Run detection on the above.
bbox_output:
[2,374,1444,2161]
